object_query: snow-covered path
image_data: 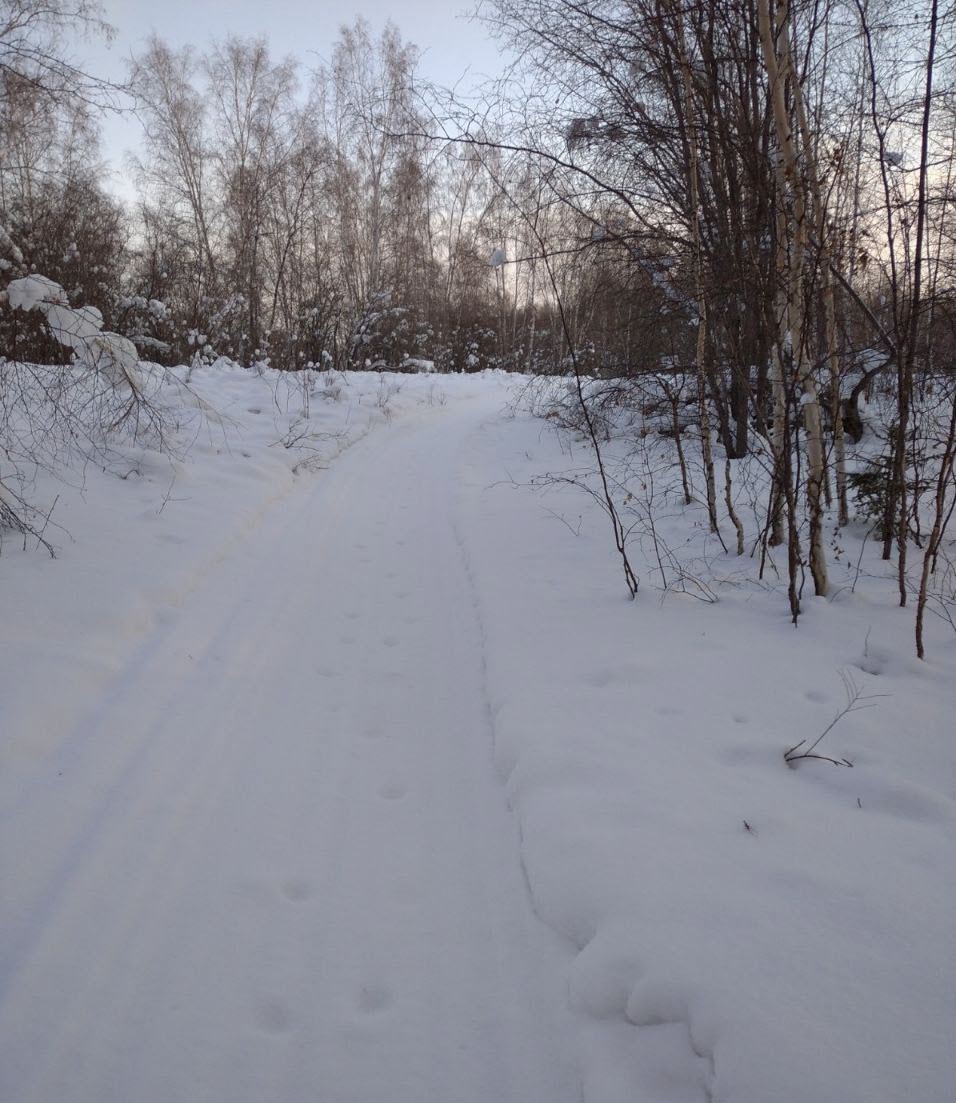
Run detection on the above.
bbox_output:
[1,391,579,1103]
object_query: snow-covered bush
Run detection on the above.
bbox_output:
[6,275,143,393]
[113,294,174,362]
[346,291,434,372]
[0,175,127,362]
[0,274,172,547]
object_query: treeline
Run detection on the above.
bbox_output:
[463,0,954,636]
[0,13,548,373]
[1,0,955,645]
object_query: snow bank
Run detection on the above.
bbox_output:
[456,396,956,1103]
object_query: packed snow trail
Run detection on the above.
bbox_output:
[0,391,579,1103]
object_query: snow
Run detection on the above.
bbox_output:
[0,364,953,1103]
[43,301,102,350]
[6,273,68,311]
[490,246,507,268]
[400,356,436,373]
[6,275,143,391]
[457,394,956,1103]
[0,224,24,266]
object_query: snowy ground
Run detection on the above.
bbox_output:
[1,364,953,1103]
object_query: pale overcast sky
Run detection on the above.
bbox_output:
[80,0,506,197]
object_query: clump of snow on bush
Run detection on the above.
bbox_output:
[0,224,25,269]
[401,356,436,373]
[6,274,143,392]
[6,273,66,312]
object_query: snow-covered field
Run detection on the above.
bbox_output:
[1,364,953,1103]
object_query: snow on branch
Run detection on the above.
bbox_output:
[6,275,143,394]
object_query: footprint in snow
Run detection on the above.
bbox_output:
[356,983,392,1014]
[588,663,643,689]
[656,704,683,717]
[254,999,292,1033]
[378,781,406,801]
[281,878,312,903]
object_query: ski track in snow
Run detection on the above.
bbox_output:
[0,392,580,1103]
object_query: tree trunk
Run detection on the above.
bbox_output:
[758,0,828,595]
